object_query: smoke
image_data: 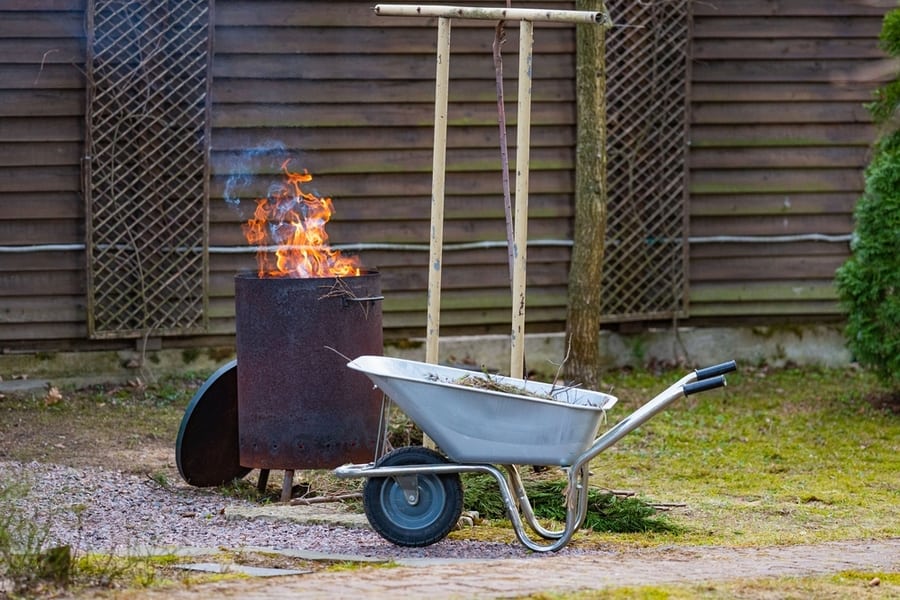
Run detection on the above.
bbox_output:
[222,140,293,214]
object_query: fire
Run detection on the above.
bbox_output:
[242,161,361,278]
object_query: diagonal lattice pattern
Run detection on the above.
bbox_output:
[85,0,211,338]
[601,0,690,321]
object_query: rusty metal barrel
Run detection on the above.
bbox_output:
[234,271,383,470]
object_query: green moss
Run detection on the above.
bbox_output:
[181,348,201,364]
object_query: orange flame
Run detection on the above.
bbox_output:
[242,161,361,278]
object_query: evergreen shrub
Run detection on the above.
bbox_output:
[835,7,900,388]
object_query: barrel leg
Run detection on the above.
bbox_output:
[281,470,294,503]
[257,469,270,493]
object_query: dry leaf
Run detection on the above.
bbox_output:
[45,386,63,406]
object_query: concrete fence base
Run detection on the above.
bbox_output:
[0,325,852,390]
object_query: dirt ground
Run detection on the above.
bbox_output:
[0,379,188,478]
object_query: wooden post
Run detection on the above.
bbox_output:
[510,19,533,379]
[425,16,451,366]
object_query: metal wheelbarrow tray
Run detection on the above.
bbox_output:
[336,355,737,552]
[347,355,618,466]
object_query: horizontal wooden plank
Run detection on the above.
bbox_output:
[0,90,83,117]
[690,168,864,195]
[206,304,568,337]
[0,249,82,271]
[209,214,571,246]
[0,64,85,89]
[690,146,869,169]
[690,240,849,260]
[210,193,574,223]
[0,192,82,219]
[692,0,890,17]
[366,245,570,267]
[690,281,838,303]
[0,141,82,167]
[692,38,883,60]
[212,53,574,81]
[690,192,859,217]
[690,123,876,148]
[0,218,82,244]
[0,12,84,38]
[210,147,572,179]
[210,170,575,199]
[208,291,569,325]
[210,124,575,152]
[387,263,569,292]
[0,117,82,142]
[692,102,871,124]
[687,300,842,318]
[0,269,84,296]
[208,245,571,277]
[215,25,573,55]
[211,77,574,104]
[693,59,882,84]
[693,17,883,39]
[0,38,84,64]
[0,295,85,324]
[212,101,574,129]
[691,213,854,237]
[690,82,878,103]
[0,0,84,10]
[0,166,80,192]
[208,269,569,303]
[691,255,847,281]
[0,321,86,341]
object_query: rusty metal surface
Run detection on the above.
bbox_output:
[175,360,251,486]
[235,271,384,470]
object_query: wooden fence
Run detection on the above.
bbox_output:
[0,0,890,353]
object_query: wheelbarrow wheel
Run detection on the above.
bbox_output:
[363,446,463,547]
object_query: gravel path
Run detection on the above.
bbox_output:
[5,461,899,598]
[2,461,549,560]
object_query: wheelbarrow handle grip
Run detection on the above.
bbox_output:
[695,360,737,380]
[683,374,727,396]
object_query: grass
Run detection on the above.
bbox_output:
[0,474,190,597]
[1,363,897,597]
[572,365,900,547]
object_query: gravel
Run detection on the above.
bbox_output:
[1,461,578,560]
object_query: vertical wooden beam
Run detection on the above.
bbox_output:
[425,17,451,366]
[510,20,534,379]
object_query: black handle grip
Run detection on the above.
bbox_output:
[683,375,727,396]
[695,360,737,381]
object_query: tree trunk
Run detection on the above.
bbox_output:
[565,0,607,389]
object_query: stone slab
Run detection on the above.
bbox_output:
[174,562,311,577]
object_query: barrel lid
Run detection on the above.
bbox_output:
[175,360,251,486]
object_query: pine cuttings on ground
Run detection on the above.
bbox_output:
[462,474,681,534]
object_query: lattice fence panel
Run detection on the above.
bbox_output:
[601,0,691,321]
[85,0,212,338]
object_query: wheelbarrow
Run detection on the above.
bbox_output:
[335,355,737,552]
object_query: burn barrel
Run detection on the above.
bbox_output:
[235,271,383,470]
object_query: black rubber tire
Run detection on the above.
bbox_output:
[363,446,464,547]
